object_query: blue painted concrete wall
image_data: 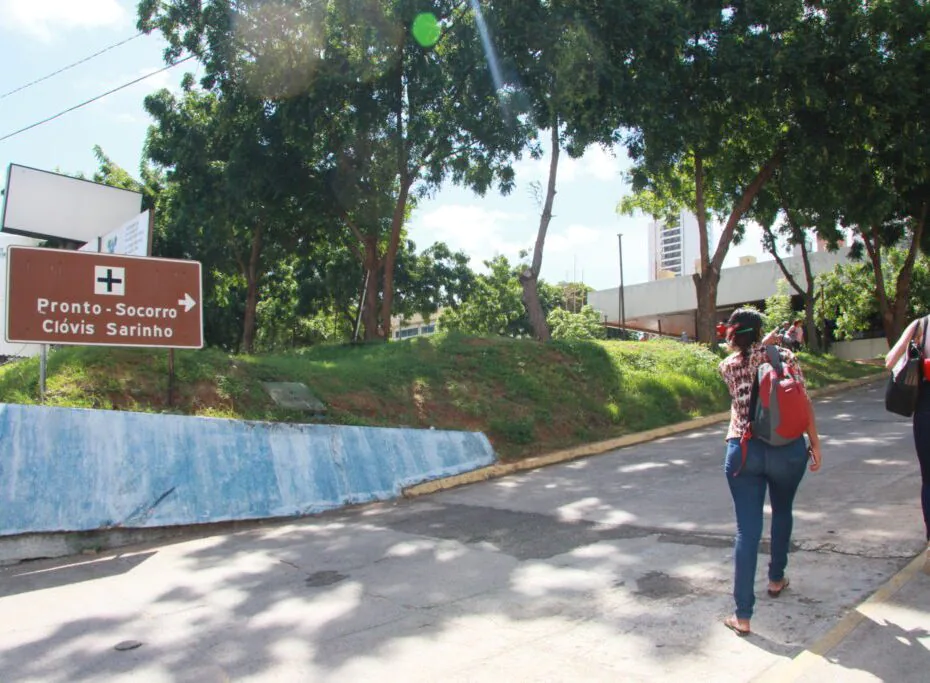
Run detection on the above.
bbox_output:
[0,404,496,536]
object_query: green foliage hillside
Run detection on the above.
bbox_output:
[0,336,880,460]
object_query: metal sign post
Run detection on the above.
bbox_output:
[38,344,47,402]
[167,348,175,407]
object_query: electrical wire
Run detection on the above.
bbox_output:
[0,55,196,143]
[0,32,145,100]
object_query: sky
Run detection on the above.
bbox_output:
[0,0,772,291]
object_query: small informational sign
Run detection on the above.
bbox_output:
[78,210,150,257]
[5,246,203,349]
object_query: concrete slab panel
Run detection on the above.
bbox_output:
[261,382,326,413]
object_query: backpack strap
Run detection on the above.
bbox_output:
[765,345,783,376]
[733,346,781,477]
[734,431,750,477]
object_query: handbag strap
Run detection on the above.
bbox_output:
[908,317,929,360]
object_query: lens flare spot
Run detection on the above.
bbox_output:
[412,12,440,48]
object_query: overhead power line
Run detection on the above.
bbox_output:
[0,32,145,101]
[0,55,196,144]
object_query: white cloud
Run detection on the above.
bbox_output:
[583,145,624,182]
[542,221,649,287]
[0,0,128,41]
[410,204,533,269]
[513,143,625,187]
[410,201,649,289]
[547,224,602,254]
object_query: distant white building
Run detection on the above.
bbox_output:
[646,211,702,281]
[390,311,440,341]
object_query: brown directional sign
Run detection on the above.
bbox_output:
[5,246,203,349]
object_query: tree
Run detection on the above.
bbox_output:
[439,255,561,337]
[90,145,163,214]
[144,87,319,353]
[140,1,531,342]
[608,1,815,342]
[762,280,796,333]
[488,0,617,341]
[548,305,607,341]
[392,241,476,322]
[818,249,930,343]
[752,168,843,354]
[774,0,930,345]
[557,281,594,313]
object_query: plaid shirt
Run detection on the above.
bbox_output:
[718,344,806,440]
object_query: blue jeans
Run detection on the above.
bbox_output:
[725,436,808,620]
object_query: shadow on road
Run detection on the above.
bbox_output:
[0,383,925,681]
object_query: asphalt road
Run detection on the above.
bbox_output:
[1,381,927,682]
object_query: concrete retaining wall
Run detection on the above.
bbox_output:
[0,404,496,536]
[831,338,888,361]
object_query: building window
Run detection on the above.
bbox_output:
[421,323,436,334]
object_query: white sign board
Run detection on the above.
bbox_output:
[79,211,150,257]
[1,164,142,243]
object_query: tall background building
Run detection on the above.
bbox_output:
[646,211,701,281]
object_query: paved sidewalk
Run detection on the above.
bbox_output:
[758,553,930,682]
[0,382,927,681]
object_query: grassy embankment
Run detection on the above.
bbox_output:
[0,334,882,460]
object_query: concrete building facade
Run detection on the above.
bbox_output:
[590,250,852,339]
[646,210,702,281]
[390,311,440,341]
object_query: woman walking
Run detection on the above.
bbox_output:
[718,308,822,636]
[886,316,930,561]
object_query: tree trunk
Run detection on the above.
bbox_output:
[692,153,713,342]
[764,206,822,352]
[363,237,381,341]
[861,228,895,343]
[379,42,412,342]
[379,180,412,341]
[240,225,263,354]
[882,202,927,346]
[693,150,781,343]
[520,121,561,342]
[694,274,719,344]
[804,295,818,354]
[860,216,925,347]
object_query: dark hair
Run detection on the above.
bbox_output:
[727,308,763,358]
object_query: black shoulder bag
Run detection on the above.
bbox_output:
[885,317,926,417]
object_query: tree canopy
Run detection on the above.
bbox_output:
[66,0,927,352]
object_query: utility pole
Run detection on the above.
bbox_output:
[618,233,626,338]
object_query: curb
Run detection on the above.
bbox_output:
[752,549,927,683]
[402,372,885,499]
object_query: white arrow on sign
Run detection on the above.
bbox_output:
[178,293,197,313]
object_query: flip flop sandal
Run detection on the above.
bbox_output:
[723,615,751,637]
[768,578,790,597]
